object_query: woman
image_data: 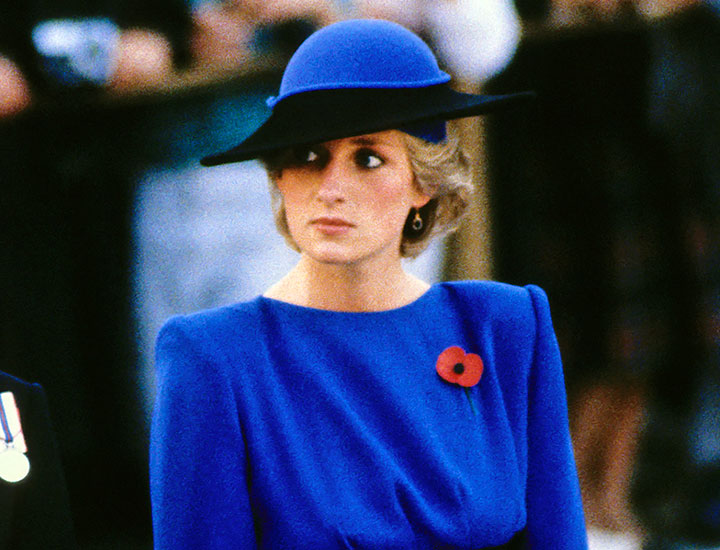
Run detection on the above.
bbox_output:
[150,19,587,549]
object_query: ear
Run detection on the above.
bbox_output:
[412,192,432,209]
[410,171,434,209]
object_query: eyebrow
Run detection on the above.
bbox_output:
[317,134,396,149]
[349,136,377,146]
[348,135,395,148]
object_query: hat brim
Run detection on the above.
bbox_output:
[200,86,534,166]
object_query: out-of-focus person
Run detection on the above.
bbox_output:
[0,2,191,119]
[631,2,720,548]
[0,1,193,545]
[189,0,340,72]
[0,56,32,118]
[352,0,522,84]
[0,370,76,550]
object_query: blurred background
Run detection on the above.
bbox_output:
[1,1,719,548]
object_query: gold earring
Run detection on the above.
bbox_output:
[412,209,423,231]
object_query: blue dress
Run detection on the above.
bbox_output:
[150,281,588,549]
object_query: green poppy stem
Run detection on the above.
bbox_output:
[464,387,477,416]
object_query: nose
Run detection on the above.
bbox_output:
[315,157,350,205]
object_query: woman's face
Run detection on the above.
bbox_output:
[276,130,430,267]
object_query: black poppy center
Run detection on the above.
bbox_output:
[453,362,465,375]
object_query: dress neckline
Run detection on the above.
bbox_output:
[256,282,443,316]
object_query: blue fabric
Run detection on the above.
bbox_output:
[401,121,447,144]
[266,19,451,108]
[150,281,588,549]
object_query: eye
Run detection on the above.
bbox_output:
[355,149,383,169]
[291,146,322,166]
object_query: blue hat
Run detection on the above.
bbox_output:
[201,19,532,166]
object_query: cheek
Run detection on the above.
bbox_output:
[365,173,418,215]
[366,191,407,219]
[357,191,412,240]
[276,179,305,218]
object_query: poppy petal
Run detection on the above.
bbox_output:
[436,346,466,384]
[457,352,483,387]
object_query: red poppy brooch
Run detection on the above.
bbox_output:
[436,346,484,414]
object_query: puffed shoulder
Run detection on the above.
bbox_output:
[154,299,269,387]
[441,279,548,309]
[441,280,552,331]
[157,299,265,345]
[436,281,558,381]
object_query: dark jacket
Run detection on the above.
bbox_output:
[0,371,76,549]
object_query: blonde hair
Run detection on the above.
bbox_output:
[261,126,473,258]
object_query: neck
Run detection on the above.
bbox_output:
[264,254,430,312]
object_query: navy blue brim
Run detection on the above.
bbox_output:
[200,86,535,166]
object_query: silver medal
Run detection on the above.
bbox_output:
[0,392,30,483]
[0,447,30,482]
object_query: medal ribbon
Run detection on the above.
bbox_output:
[0,396,13,444]
[0,393,25,451]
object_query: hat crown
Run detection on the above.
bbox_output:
[267,19,451,108]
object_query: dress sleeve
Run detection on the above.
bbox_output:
[524,285,588,549]
[150,317,257,549]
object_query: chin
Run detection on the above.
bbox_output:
[306,247,360,266]
[294,232,401,268]
[296,238,364,265]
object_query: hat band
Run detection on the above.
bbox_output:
[266,74,451,108]
[402,121,447,143]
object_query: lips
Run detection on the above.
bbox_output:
[310,217,355,234]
